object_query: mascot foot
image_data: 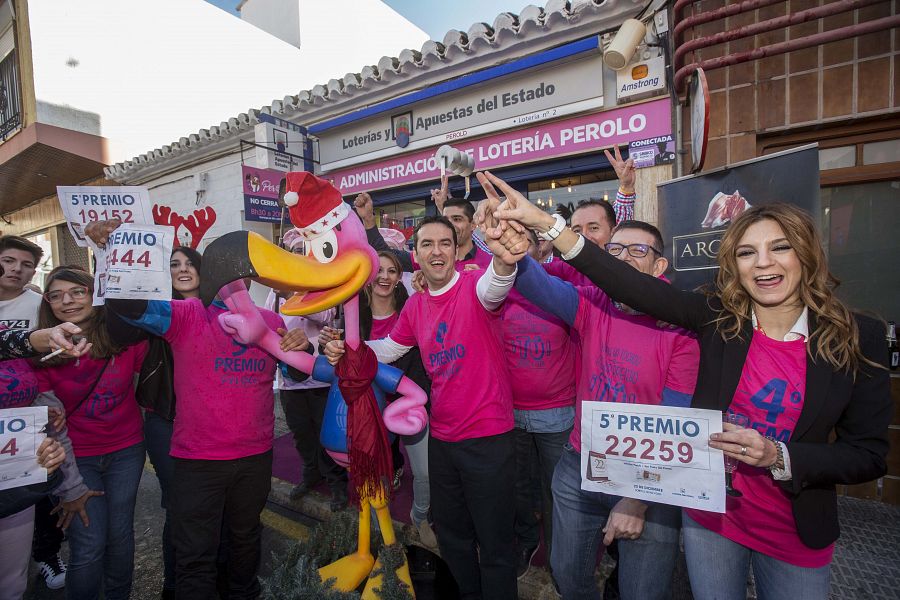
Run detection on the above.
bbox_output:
[361,544,415,599]
[318,552,375,592]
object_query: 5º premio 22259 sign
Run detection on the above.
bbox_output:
[580,402,726,513]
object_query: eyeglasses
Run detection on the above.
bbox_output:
[604,243,662,258]
[43,286,90,304]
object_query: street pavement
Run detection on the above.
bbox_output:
[24,461,312,600]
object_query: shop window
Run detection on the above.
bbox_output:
[862,139,900,166]
[25,230,53,292]
[822,180,900,323]
[375,199,427,248]
[818,146,855,170]
[527,171,618,217]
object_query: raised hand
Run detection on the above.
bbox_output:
[430,174,449,213]
[478,171,554,232]
[30,322,92,357]
[83,219,123,248]
[603,146,635,194]
[353,192,376,228]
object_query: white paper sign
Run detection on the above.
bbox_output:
[99,224,174,301]
[0,406,48,491]
[56,186,154,247]
[581,402,726,513]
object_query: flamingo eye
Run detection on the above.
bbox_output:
[309,230,338,263]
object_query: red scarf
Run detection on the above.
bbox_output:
[335,342,393,502]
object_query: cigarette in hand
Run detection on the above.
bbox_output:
[41,336,85,362]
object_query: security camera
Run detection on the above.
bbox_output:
[603,19,647,71]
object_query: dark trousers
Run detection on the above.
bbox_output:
[32,496,64,562]
[514,426,570,559]
[429,430,517,600]
[280,388,346,487]
[144,411,176,592]
[171,450,272,600]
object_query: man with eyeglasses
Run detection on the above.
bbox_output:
[479,170,700,600]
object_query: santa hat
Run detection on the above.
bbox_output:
[283,172,351,240]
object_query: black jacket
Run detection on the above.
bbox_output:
[566,240,892,549]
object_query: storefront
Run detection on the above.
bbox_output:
[311,35,674,235]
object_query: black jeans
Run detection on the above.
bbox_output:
[429,430,517,600]
[171,450,272,600]
[280,388,346,488]
[32,496,64,562]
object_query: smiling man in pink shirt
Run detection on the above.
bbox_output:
[326,214,528,600]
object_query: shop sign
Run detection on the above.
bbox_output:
[254,113,309,172]
[629,134,675,168]
[317,54,606,171]
[657,145,820,291]
[242,165,285,223]
[616,55,666,101]
[325,98,671,196]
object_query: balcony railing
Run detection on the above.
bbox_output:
[0,49,21,141]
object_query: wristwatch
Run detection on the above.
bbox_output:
[766,436,785,474]
[537,213,567,242]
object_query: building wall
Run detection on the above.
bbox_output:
[679,0,899,173]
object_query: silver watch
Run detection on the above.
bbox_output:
[537,213,566,242]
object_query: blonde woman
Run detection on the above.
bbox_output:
[485,170,891,600]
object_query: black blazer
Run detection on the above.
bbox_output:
[567,240,892,549]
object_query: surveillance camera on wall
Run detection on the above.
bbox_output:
[603,19,647,71]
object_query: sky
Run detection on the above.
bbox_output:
[204,0,528,41]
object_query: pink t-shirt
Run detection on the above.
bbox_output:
[370,312,399,341]
[389,270,513,442]
[570,287,699,452]
[36,343,148,457]
[497,289,576,411]
[545,259,593,288]
[688,331,833,567]
[0,359,40,409]
[163,299,284,460]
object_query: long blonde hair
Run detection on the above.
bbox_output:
[715,203,865,373]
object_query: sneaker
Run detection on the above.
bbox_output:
[410,510,438,548]
[37,554,66,590]
[392,466,404,490]
[516,545,538,580]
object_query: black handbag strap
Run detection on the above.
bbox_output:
[68,358,111,416]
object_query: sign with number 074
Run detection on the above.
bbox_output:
[581,402,726,513]
[0,406,48,491]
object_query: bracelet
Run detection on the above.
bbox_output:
[537,213,566,242]
[618,187,635,196]
[766,436,784,473]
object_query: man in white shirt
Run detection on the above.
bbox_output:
[0,236,44,329]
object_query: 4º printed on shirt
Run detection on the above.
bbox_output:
[0,406,48,491]
[581,402,726,513]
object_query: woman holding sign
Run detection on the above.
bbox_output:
[487,172,891,600]
[35,267,148,600]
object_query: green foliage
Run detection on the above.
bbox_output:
[368,543,415,600]
[262,511,415,599]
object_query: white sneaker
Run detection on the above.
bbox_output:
[37,554,66,590]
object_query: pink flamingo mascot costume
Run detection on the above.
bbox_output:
[198,172,428,596]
